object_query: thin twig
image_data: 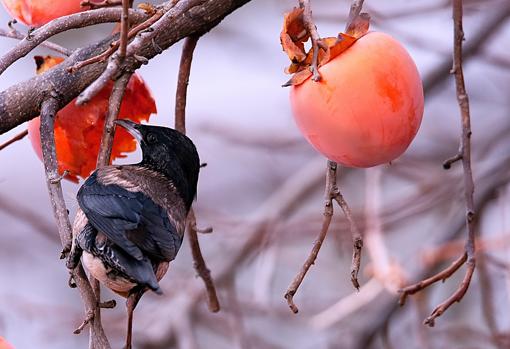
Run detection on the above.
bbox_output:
[119,0,130,60]
[285,161,362,313]
[345,0,366,32]
[298,0,325,82]
[96,73,131,167]
[74,310,94,334]
[77,0,207,105]
[84,73,131,346]
[333,176,363,290]
[399,0,476,327]
[175,36,198,134]
[187,210,220,312]
[0,29,71,56]
[0,7,147,76]
[283,0,366,314]
[39,97,111,348]
[174,35,220,312]
[0,129,28,151]
[68,10,164,73]
[0,0,252,134]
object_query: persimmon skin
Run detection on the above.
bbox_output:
[0,337,14,349]
[0,0,83,26]
[290,32,424,168]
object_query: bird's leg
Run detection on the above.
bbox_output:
[66,236,83,270]
[66,223,96,269]
[125,287,145,349]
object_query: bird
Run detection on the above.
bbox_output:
[66,119,200,349]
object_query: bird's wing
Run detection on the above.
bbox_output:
[78,171,182,261]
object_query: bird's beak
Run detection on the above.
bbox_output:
[115,119,142,143]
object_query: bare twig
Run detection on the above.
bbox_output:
[283,0,366,314]
[285,161,362,313]
[80,73,132,346]
[96,73,131,167]
[0,129,28,151]
[175,36,198,134]
[345,0,366,32]
[68,10,164,73]
[119,0,130,60]
[298,0,325,81]
[0,0,253,134]
[187,210,220,312]
[333,173,363,290]
[0,7,147,76]
[174,35,220,312]
[77,0,206,105]
[422,2,510,97]
[39,97,111,348]
[0,28,71,56]
[399,0,477,327]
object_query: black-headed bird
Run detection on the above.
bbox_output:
[66,119,200,349]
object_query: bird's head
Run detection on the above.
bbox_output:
[115,119,200,208]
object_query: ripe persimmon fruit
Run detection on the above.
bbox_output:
[0,0,83,26]
[290,32,424,168]
[0,337,14,349]
[27,56,157,182]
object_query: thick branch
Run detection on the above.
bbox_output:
[0,0,252,135]
[79,0,251,104]
[39,97,110,348]
[0,8,147,75]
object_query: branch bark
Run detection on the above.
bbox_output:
[0,0,252,135]
[399,0,476,327]
[39,97,111,348]
[175,34,220,313]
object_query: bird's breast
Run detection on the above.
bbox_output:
[82,252,170,297]
[83,252,136,296]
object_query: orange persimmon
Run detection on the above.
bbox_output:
[0,0,83,26]
[0,337,14,349]
[290,32,424,168]
[27,56,157,182]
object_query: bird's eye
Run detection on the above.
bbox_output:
[146,133,157,144]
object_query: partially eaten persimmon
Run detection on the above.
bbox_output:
[27,56,157,182]
[290,32,424,168]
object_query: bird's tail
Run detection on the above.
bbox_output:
[146,279,163,295]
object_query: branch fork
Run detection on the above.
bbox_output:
[285,161,363,314]
[398,0,476,327]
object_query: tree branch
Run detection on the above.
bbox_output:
[0,7,147,75]
[285,161,362,313]
[284,0,365,314]
[0,28,72,56]
[96,73,131,167]
[174,34,220,313]
[39,97,111,348]
[0,129,28,151]
[298,0,325,82]
[399,0,476,327]
[0,0,252,135]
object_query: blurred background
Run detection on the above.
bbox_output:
[1,0,510,348]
